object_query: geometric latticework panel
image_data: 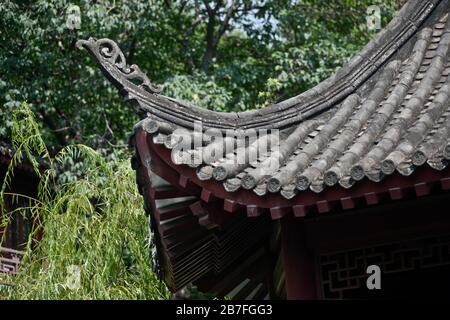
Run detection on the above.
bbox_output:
[319,234,450,299]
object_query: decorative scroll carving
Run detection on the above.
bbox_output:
[76,38,162,94]
[76,1,441,132]
[319,235,450,299]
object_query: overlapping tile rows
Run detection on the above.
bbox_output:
[77,1,441,131]
[129,11,450,200]
[77,0,450,299]
[132,149,271,297]
[78,2,450,201]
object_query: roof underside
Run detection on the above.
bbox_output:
[79,0,450,200]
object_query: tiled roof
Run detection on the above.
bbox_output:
[78,0,450,200]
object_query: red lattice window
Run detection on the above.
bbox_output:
[319,234,450,299]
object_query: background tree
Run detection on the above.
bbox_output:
[0,0,405,300]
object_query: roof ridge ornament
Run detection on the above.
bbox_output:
[76,0,440,131]
[76,37,162,94]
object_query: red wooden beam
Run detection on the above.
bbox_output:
[179,175,189,188]
[201,189,216,203]
[293,205,310,217]
[190,201,208,218]
[281,215,318,299]
[270,206,288,220]
[150,185,187,200]
[304,192,450,253]
[414,182,430,197]
[364,192,380,205]
[247,205,262,217]
[135,130,450,219]
[441,177,450,190]
[388,187,405,200]
[340,197,355,210]
[224,199,241,213]
[316,200,331,214]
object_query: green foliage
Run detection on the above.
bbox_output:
[0,0,404,299]
[0,0,168,149]
[257,0,401,104]
[0,102,169,299]
[164,73,232,111]
[0,0,406,300]
[1,0,402,151]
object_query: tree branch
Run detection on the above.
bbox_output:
[216,0,238,45]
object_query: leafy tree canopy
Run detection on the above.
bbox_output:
[0,0,402,153]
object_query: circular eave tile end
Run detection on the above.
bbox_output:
[324,171,339,187]
[212,166,227,181]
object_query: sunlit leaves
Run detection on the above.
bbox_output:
[0,102,169,299]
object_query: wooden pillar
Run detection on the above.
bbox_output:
[280,214,318,299]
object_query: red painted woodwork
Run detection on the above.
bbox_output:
[280,215,317,299]
[133,128,450,299]
[134,129,450,220]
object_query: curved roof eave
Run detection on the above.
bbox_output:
[77,0,442,131]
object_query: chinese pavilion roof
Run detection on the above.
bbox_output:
[78,0,450,203]
[77,0,450,296]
